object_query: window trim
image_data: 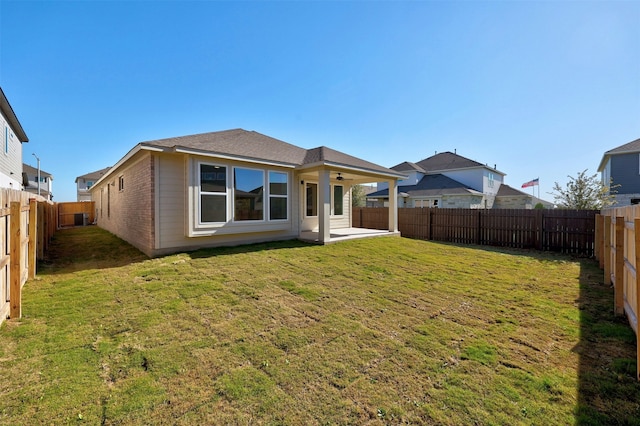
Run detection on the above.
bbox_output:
[332,184,344,216]
[193,159,291,234]
[232,166,265,223]
[118,176,125,192]
[268,170,289,222]
[198,162,229,225]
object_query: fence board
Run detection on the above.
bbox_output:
[355,207,597,256]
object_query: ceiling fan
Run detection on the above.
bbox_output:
[336,173,353,182]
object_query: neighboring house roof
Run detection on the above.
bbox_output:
[391,161,427,173]
[0,87,28,143]
[100,129,406,184]
[598,137,640,172]
[75,167,111,183]
[23,163,53,179]
[368,174,483,198]
[496,184,529,197]
[416,151,505,175]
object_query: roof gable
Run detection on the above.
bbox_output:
[391,161,426,173]
[416,151,485,172]
[368,173,482,198]
[0,87,28,143]
[141,129,403,177]
[604,137,640,155]
[598,137,640,171]
[23,163,52,178]
[75,167,111,182]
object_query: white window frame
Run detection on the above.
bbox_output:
[332,184,344,216]
[232,166,266,223]
[198,161,229,225]
[268,170,289,221]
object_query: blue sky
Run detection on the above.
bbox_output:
[1,0,638,202]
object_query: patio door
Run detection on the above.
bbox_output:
[301,182,318,231]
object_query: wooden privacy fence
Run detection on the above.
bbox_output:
[58,201,95,227]
[353,207,598,256]
[0,189,56,327]
[598,206,640,380]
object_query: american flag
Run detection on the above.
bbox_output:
[521,178,539,188]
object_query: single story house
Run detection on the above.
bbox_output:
[90,129,407,257]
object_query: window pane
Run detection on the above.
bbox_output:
[306,183,317,217]
[270,197,287,220]
[269,171,288,195]
[201,165,226,193]
[201,194,226,222]
[234,168,264,221]
[333,185,343,216]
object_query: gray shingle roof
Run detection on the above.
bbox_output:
[598,137,640,172]
[23,163,52,178]
[368,174,482,198]
[496,184,528,197]
[142,129,402,176]
[0,87,28,142]
[391,161,427,173]
[604,138,640,154]
[416,151,485,172]
[75,167,111,182]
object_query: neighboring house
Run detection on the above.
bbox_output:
[0,87,29,190]
[598,138,640,206]
[369,151,506,209]
[494,184,553,209]
[22,163,53,200]
[75,167,110,201]
[90,129,406,257]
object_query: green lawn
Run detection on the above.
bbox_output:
[0,227,638,425]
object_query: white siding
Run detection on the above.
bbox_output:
[0,113,24,190]
[154,154,299,256]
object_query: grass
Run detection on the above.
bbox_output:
[0,226,639,424]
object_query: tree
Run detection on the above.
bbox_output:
[550,169,618,209]
[351,184,367,207]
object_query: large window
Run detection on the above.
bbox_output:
[333,185,344,216]
[234,168,264,221]
[269,171,288,220]
[198,163,289,226]
[200,164,227,223]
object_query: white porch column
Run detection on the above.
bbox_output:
[318,169,331,243]
[388,179,398,232]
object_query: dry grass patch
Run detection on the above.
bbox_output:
[0,226,638,424]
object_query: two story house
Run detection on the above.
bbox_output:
[0,87,29,190]
[22,163,53,200]
[369,151,506,209]
[598,137,640,206]
[75,167,110,202]
[368,151,552,209]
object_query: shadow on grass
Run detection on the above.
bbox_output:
[424,240,640,423]
[188,239,312,259]
[574,259,640,425]
[39,226,313,275]
[37,226,149,275]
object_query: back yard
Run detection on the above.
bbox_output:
[0,227,638,425]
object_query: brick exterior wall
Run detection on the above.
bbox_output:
[94,152,155,255]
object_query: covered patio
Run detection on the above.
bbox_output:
[294,147,408,245]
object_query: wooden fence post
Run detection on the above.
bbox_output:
[536,209,544,251]
[604,215,612,285]
[28,199,37,279]
[614,216,625,316]
[595,214,603,266]
[634,218,640,381]
[9,201,21,319]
